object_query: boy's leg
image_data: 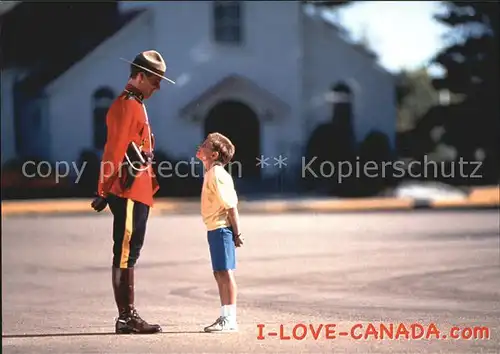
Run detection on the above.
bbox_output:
[214,273,224,305]
[227,270,237,305]
[215,270,237,323]
[213,269,237,314]
[205,227,238,332]
[224,227,237,314]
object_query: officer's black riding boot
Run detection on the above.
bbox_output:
[115,267,162,334]
[112,267,127,315]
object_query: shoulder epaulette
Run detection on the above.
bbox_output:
[122,89,144,103]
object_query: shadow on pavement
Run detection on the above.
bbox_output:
[3,331,206,338]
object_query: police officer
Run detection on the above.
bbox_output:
[91,50,175,334]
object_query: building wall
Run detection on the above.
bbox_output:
[43,2,397,180]
[302,11,397,149]
[1,69,51,164]
[136,1,304,174]
[45,11,153,166]
[1,69,18,164]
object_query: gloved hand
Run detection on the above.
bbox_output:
[91,195,108,212]
[233,233,244,248]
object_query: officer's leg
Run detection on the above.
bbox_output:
[127,200,150,268]
[108,195,127,316]
[112,198,161,334]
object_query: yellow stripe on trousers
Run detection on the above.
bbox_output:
[120,199,134,268]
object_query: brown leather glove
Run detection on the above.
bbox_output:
[91,195,108,212]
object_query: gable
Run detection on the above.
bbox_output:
[302,8,393,81]
[2,3,145,97]
[179,74,291,123]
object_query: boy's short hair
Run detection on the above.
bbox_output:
[206,132,235,165]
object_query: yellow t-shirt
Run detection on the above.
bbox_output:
[201,165,238,231]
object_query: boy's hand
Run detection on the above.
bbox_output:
[233,233,244,247]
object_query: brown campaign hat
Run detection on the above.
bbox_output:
[121,50,175,84]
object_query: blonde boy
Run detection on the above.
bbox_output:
[196,132,243,333]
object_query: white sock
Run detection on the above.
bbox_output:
[220,305,228,317]
[227,304,237,323]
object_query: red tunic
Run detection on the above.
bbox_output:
[97,86,159,207]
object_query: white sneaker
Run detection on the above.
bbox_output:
[203,316,238,333]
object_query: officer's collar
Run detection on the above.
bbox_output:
[123,84,144,102]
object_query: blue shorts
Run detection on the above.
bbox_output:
[207,227,236,272]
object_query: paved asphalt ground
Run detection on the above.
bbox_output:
[2,210,499,353]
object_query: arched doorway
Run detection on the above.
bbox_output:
[204,100,261,180]
[92,86,115,150]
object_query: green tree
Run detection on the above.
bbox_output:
[430,1,499,181]
[395,68,440,132]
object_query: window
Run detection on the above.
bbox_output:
[213,1,242,44]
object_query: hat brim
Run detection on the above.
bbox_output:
[120,58,176,84]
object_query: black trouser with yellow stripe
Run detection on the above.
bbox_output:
[106,194,161,333]
[108,194,150,268]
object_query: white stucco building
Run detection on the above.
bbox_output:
[1,1,396,184]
